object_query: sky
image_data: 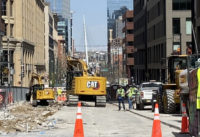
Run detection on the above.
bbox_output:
[71,0,107,52]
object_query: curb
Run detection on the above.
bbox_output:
[110,102,180,130]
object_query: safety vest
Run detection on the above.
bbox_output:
[57,89,62,95]
[127,87,136,97]
[117,88,125,97]
[197,68,200,109]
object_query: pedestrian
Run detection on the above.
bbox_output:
[126,85,137,110]
[116,85,125,111]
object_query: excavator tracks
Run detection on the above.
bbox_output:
[95,96,106,107]
[67,95,79,106]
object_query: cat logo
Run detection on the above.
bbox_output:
[87,81,100,90]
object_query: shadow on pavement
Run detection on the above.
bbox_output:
[172,132,191,137]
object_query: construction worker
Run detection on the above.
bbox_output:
[116,85,125,111]
[57,88,62,101]
[126,85,137,110]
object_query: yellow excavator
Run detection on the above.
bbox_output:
[66,57,107,107]
[26,73,55,106]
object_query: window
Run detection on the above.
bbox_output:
[173,18,180,34]
[173,0,191,10]
[158,2,160,16]
[173,42,181,54]
[127,54,133,58]
[186,18,192,35]
[10,24,14,37]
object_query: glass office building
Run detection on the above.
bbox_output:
[45,0,71,54]
[107,0,133,39]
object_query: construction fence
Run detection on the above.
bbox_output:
[0,86,29,109]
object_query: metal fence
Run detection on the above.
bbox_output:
[0,86,29,109]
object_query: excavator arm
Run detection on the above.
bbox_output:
[67,57,88,76]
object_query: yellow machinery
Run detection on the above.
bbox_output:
[158,55,188,113]
[26,73,54,106]
[66,57,107,107]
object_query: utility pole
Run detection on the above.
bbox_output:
[7,0,11,87]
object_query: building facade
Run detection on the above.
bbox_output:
[45,0,71,55]
[193,0,200,53]
[0,0,6,85]
[107,0,133,65]
[134,0,147,84]
[44,3,59,87]
[1,0,45,87]
[134,0,191,84]
[123,10,134,82]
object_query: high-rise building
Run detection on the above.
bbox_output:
[46,0,70,18]
[122,10,134,82]
[134,0,191,84]
[107,0,133,84]
[45,0,72,55]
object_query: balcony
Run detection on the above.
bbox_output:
[127,58,134,66]
[123,11,133,20]
[126,46,134,54]
[126,34,134,42]
[126,22,133,30]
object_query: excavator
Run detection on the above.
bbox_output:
[26,73,55,106]
[66,57,107,107]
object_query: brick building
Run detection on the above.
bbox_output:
[122,10,134,82]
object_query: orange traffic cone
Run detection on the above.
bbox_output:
[73,102,84,137]
[62,93,67,101]
[57,95,61,102]
[152,103,162,137]
[180,103,189,134]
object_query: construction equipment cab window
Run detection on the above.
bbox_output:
[168,56,187,83]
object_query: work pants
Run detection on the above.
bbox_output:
[118,97,125,110]
[128,97,133,110]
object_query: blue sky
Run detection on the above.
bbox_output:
[71,0,107,51]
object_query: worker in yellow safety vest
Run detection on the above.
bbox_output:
[126,86,137,110]
[57,88,62,101]
[116,85,125,111]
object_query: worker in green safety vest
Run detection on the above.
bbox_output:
[126,86,137,110]
[116,85,126,111]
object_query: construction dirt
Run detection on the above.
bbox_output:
[0,101,63,134]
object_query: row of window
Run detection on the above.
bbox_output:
[147,43,166,64]
[173,0,191,10]
[173,18,191,35]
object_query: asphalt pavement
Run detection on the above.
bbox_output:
[0,102,191,137]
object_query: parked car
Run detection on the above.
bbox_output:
[135,82,162,110]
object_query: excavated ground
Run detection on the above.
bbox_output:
[0,101,63,134]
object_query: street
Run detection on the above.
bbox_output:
[0,102,191,137]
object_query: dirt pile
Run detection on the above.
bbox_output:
[0,102,62,134]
